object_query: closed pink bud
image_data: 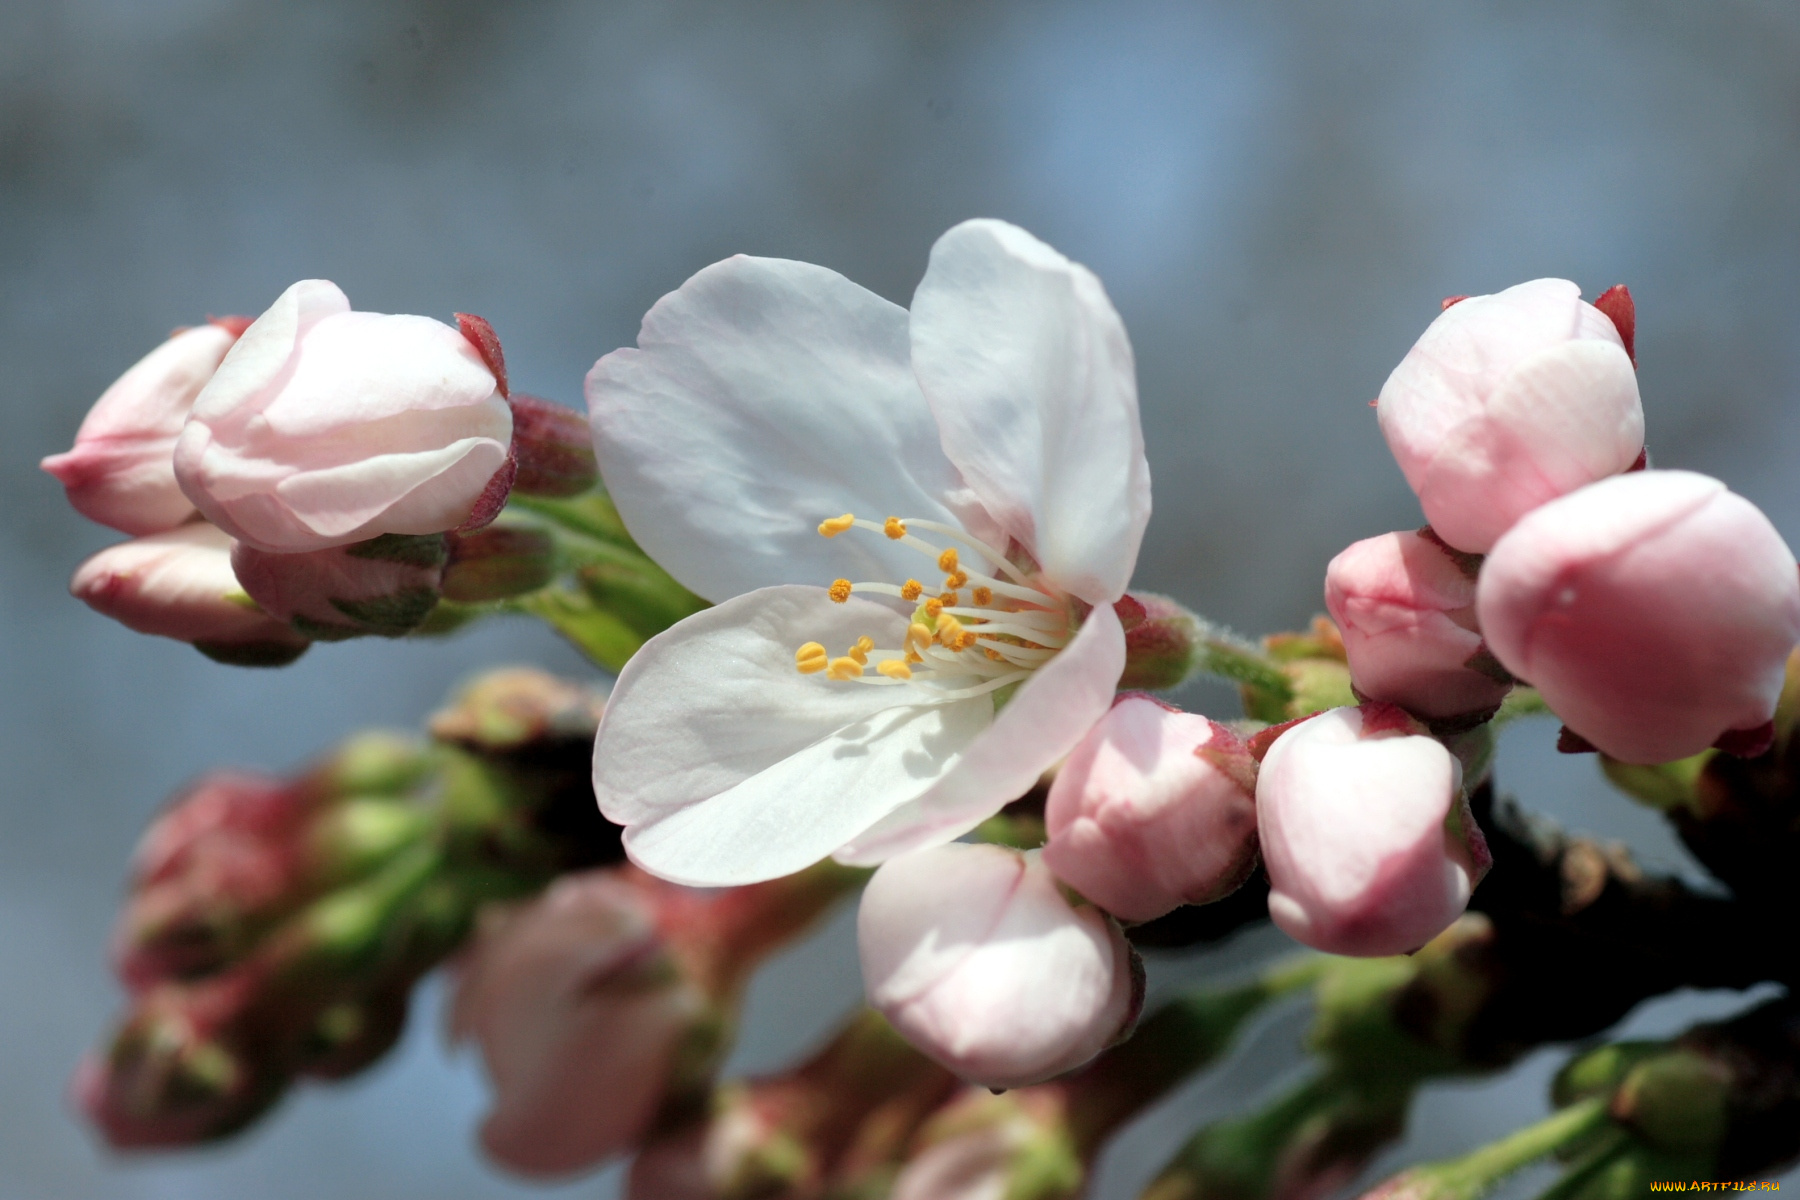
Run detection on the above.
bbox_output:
[230,535,446,640]
[858,843,1140,1090]
[1043,697,1258,922]
[1257,707,1482,957]
[1477,470,1800,764]
[70,524,308,665]
[451,870,710,1177]
[173,280,514,554]
[1325,530,1512,720]
[1377,279,1643,553]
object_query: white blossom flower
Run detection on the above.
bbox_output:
[586,219,1150,885]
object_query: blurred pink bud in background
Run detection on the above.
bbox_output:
[42,319,246,535]
[231,534,446,640]
[70,524,308,665]
[173,280,514,553]
[1377,278,1643,554]
[451,870,710,1178]
[857,843,1139,1090]
[1257,706,1485,957]
[1043,696,1258,922]
[1325,530,1512,721]
[1478,469,1800,764]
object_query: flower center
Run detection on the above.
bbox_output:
[793,514,1073,704]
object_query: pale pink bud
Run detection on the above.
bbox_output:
[1043,697,1258,922]
[857,843,1139,1090]
[1257,707,1482,957]
[1325,530,1512,721]
[42,320,244,535]
[230,535,446,640]
[173,280,514,554]
[1477,470,1800,764]
[70,524,308,665]
[1377,279,1643,553]
[450,871,709,1177]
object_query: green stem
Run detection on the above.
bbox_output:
[1532,1128,1633,1200]
[1392,1098,1613,1200]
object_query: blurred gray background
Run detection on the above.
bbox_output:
[4,1,1799,1196]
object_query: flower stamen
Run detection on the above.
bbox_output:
[883,517,907,539]
[818,513,856,537]
[828,579,852,603]
[795,642,828,674]
[877,659,912,680]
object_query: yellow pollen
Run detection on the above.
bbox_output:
[924,599,944,617]
[984,647,1003,661]
[883,517,907,539]
[972,586,994,606]
[848,636,874,665]
[938,548,959,573]
[795,642,828,674]
[905,623,934,655]
[828,579,852,603]
[939,591,960,607]
[900,579,924,601]
[818,513,856,537]
[937,615,966,647]
[827,656,863,680]
[956,632,979,651]
[945,570,969,589]
[877,659,913,680]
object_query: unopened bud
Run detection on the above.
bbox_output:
[509,394,599,497]
[428,667,607,754]
[441,522,557,602]
[891,1090,1082,1200]
[70,525,309,666]
[1044,696,1258,922]
[1610,1048,1729,1153]
[231,534,447,641]
[858,843,1141,1089]
[1257,706,1486,957]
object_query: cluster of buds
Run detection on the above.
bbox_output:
[75,668,620,1147]
[42,283,701,666]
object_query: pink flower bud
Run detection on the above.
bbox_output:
[1257,707,1483,957]
[1043,697,1258,922]
[230,535,447,640]
[1477,470,1800,764]
[42,320,244,535]
[857,843,1140,1089]
[1325,530,1513,721]
[70,524,309,665]
[451,870,712,1177]
[1377,278,1644,553]
[173,280,514,554]
[509,393,598,497]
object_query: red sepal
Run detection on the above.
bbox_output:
[1556,726,1598,754]
[1626,448,1649,473]
[455,453,517,534]
[1247,713,1316,762]
[1112,594,1147,631]
[1714,721,1775,759]
[1440,294,1469,311]
[1593,284,1636,367]
[1358,700,1426,738]
[207,315,255,339]
[455,313,509,398]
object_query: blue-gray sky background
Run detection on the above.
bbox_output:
[4,3,1798,1196]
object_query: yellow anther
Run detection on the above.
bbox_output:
[939,590,960,607]
[938,547,959,573]
[984,647,1003,661]
[972,586,994,606]
[937,615,966,647]
[818,513,856,537]
[877,659,913,680]
[956,632,979,651]
[905,623,934,655]
[945,570,969,589]
[900,579,924,601]
[883,516,907,540]
[906,648,924,664]
[848,636,874,666]
[828,579,853,603]
[795,642,828,674]
[826,656,863,680]
[924,598,944,617]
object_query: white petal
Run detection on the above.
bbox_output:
[835,601,1126,864]
[586,256,981,604]
[857,842,1025,1008]
[592,585,995,885]
[910,220,1150,604]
